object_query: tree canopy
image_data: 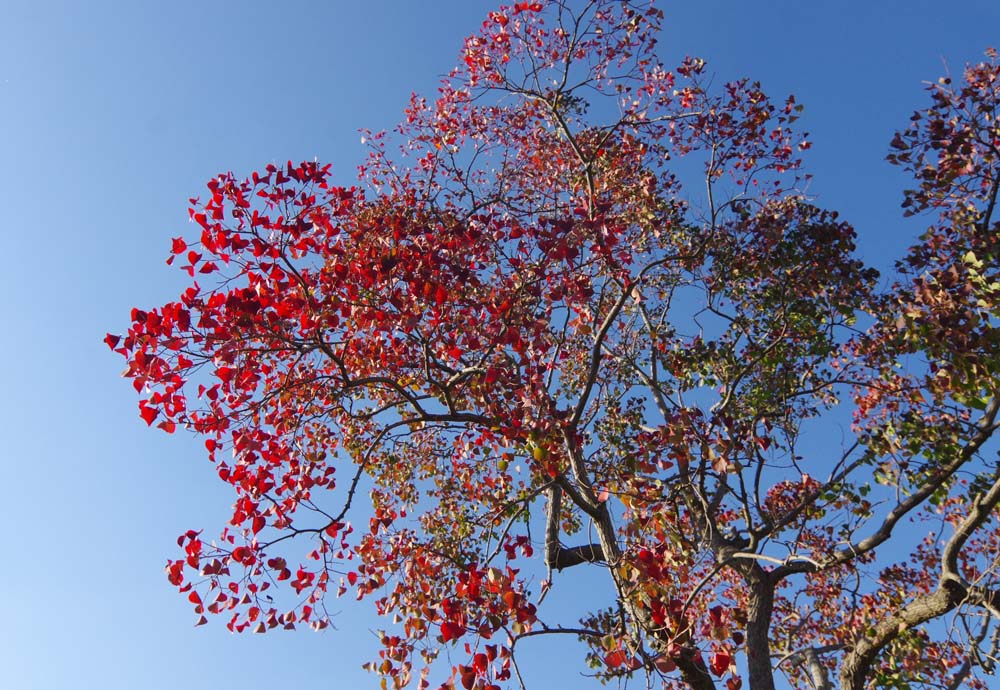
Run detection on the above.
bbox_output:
[107,2,1000,689]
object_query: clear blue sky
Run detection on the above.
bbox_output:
[1,2,997,689]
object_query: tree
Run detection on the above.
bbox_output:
[106,2,1000,689]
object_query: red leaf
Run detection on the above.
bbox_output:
[710,652,733,676]
[171,237,187,254]
[605,650,626,669]
[104,333,121,349]
[252,515,265,534]
[653,655,676,673]
[139,404,158,426]
[440,621,463,643]
[157,420,176,433]
[459,666,476,690]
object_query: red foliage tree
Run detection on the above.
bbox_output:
[107,3,1000,689]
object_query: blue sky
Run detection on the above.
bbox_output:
[1,2,998,689]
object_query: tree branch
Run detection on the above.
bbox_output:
[777,395,1000,580]
[544,483,606,571]
[840,441,1000,690]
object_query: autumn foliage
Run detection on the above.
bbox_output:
[108,2,1000,689]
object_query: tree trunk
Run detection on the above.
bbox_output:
[745,567,777,690]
